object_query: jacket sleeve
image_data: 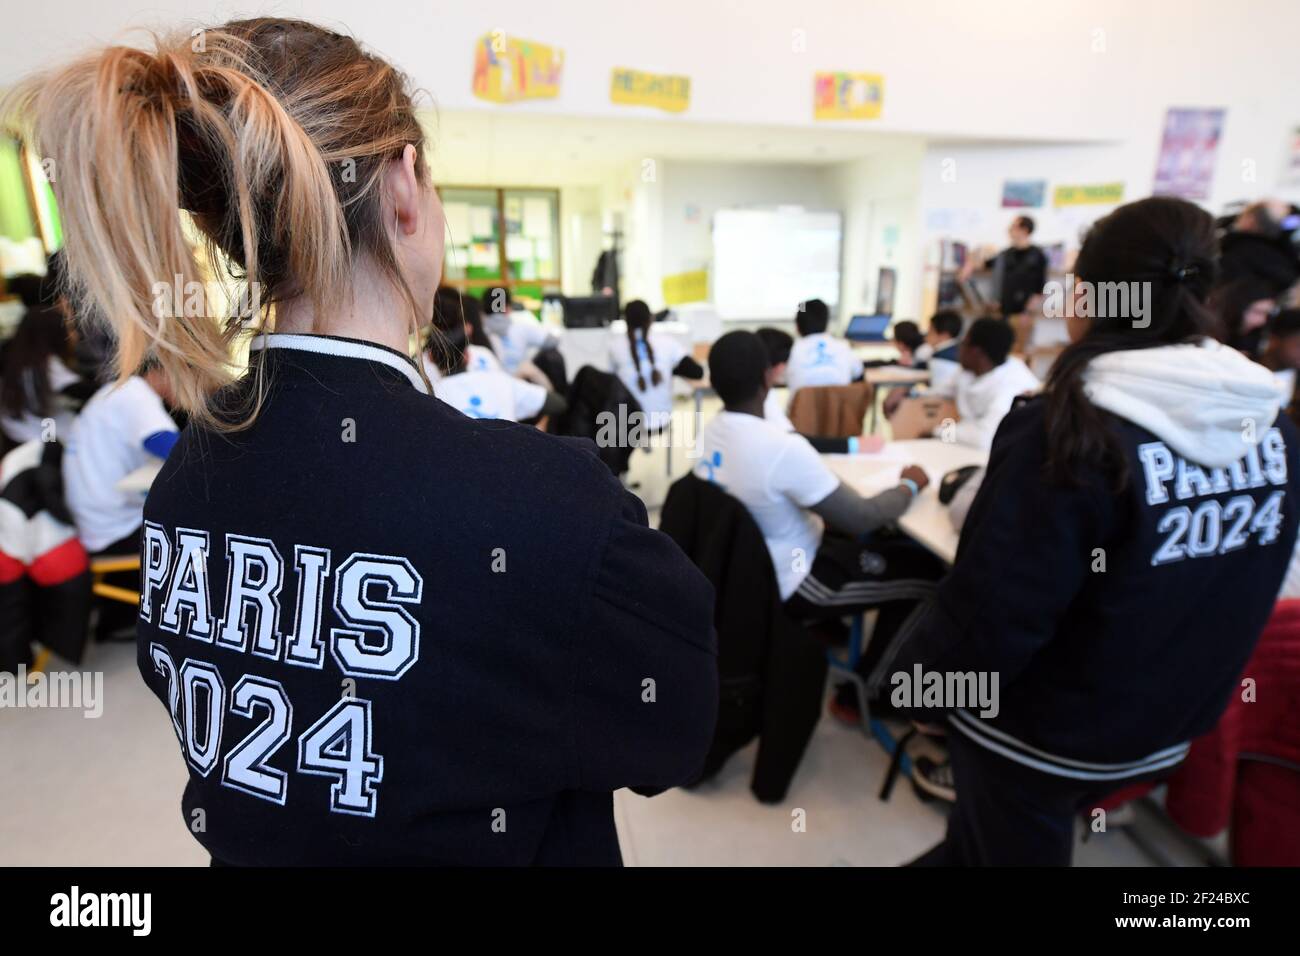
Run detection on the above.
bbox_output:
[574,487,718,794]
[881,409,1112,697]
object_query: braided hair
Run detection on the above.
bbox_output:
[624,299,662,392]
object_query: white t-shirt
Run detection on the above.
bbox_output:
[63,377,176,552]
[926,341,963,396]
[434,369,547,422]
[422,345,503,384]
[0,356,81,444]
[763,389,794,432]
[694,410,840,599]
[491,312,552,373]
[609,328,688,422]
[786,333,863,398]
[930,355,1040,449]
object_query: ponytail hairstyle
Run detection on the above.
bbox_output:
[624,299,661,391]
[1044,196,1219,488]
[4,18,429,428]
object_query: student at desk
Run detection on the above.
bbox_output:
[424,287,503,382]
[429,289,566,423]
[62,360,178,639]
[608,299,703,431]
[786,298,864,399]
[895,317,1038,450]
[920,310,963,392]
[756,327,881,455]
[889,196,1300,866]
[695,331,942,627]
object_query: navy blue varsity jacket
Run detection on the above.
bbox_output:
[881,398,1300,783]
[135,334,718,865]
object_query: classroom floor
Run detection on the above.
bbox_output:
[0,394,1215,867]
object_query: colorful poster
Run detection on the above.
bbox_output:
[1152,107,1225,200]
[610,68,690,113]
[813,72,884,120]
[1053,182,1125,207]
[472,32,563,104]
[662,269,708,307]
[1001,179,1046,208]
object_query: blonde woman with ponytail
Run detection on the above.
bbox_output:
[7,18,716,866]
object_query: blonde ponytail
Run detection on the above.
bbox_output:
[3,18,428,428]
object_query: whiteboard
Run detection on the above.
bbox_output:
[711,208,842,321]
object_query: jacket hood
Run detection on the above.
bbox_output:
[1082,338,1284,468]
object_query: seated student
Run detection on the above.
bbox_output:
[430,290,566,423]
[890,321,926,368]
[0,305,91,447]
[694,331,943,628]
[608,299,703,430]
[480,285,560,374]
[892,196,1300,866]
[923,310,964,393]
[756,326,882,455]
[62,359,178,639]
[911,317,1039,449]
[425,287,503,382]
[786,298,864,399]
[462,293,504,374]
[882,310,965,418]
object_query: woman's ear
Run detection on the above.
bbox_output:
[387,144,424,238]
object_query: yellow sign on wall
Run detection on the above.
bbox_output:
[610,68,691,113]
[1053,182,1125,207]
[813,71,884,120]
[472,32,563,104]
[662,269,709,307]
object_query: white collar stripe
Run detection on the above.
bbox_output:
[249,334,429,394]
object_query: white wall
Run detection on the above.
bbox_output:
[829,143,927,324]
[7,0,1300,148]
[653,160,836,312]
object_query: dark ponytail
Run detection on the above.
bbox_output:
[1044,197,1219,488]
[624,299,662,391]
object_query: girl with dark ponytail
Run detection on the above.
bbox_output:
[888,196,1300,866]
[609,299,703,430]
[1043,196,1221,488]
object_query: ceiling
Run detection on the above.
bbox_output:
[423,109,929,186]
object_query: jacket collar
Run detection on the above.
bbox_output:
[249,333,431,395]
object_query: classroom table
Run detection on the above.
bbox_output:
[824,438,988,564]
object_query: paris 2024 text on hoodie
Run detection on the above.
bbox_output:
[884,338,1300,782]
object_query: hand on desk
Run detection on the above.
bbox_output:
[900,464,930,493]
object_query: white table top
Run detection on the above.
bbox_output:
[863,365,930,387]
[824,438,988,564]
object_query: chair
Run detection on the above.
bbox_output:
[787,381,873,438]
[90,555,141,605]
[660,474,828,802]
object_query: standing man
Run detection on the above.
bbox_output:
[968,215,1049,319]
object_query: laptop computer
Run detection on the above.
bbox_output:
[844,313,891,342]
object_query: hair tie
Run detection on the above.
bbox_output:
[1167,260,1199,284]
